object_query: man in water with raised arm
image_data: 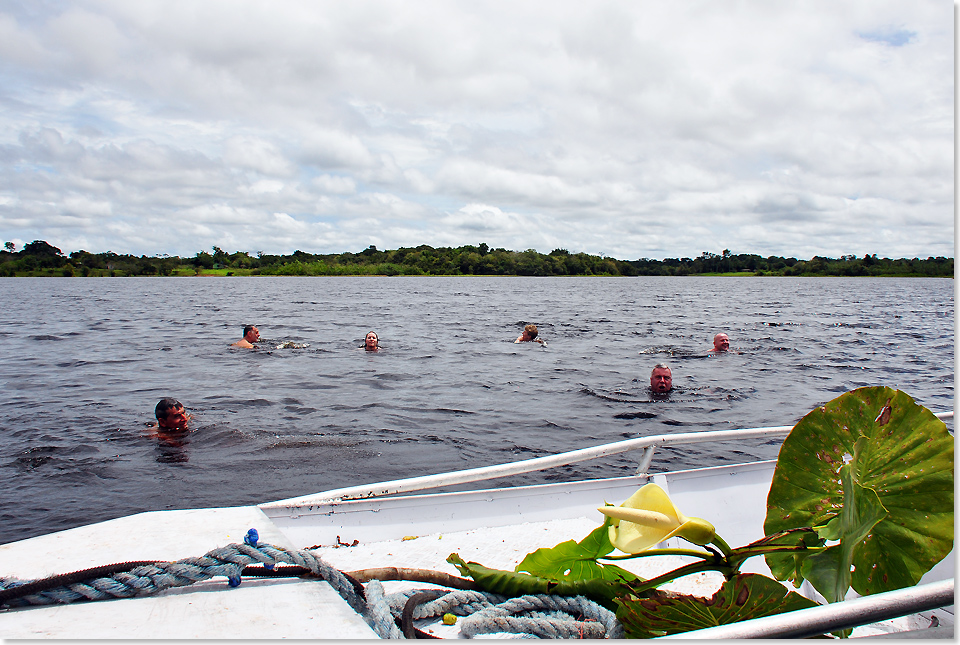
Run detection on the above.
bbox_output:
[650,364,673,394]
[231,325,260,348]
[710,333,730,353]
[515,324,546,345]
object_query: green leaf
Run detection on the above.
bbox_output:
[798,464,889,603]
[447,552,632,610]
[800,546,845,604]
[764,387,954,598]
[616,573,820,638]
[448,552,550,595]
[515,524,638,583]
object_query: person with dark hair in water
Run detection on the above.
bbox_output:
[361,330,380,352]
[650,363,673,394]
[151,398,191,463]
[231,325,260,348]
[155,398,190,431]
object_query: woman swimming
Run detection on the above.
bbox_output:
[361,331,380,351]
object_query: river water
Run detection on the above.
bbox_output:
[0,276,953,544]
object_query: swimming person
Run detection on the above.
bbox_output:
[710,333,730,352]
[152,398,191,463]
[515,324,546,344]
[650,364,673,394]
[361,330,380,351]
[155,397,191,431]
[231,325,260,348]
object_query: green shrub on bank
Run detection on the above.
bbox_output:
[0,241,953,277]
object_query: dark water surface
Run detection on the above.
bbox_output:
[0,276,953,544]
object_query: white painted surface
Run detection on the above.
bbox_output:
[263,461,781,553]
[318,516,726,599]
[0,577,376,639]
[0,505,376,639]
[0,506,287,579]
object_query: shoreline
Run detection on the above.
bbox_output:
[0,272,951,279]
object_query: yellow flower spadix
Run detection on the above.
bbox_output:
[598,483,716,553]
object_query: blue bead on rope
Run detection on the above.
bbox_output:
[220,529,261,586]
[243,528,273,569]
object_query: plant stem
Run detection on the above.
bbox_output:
[614,543,827,594]
[602,548,714,561]
[711,535,733,557]
[626,560,718,594]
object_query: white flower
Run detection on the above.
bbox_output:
[598,484,716,553]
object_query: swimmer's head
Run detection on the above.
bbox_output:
[713,333,729,352]
[156,398,189,431]
[650,364,673,394]
[243,325,260,342]
[523,324,538,339]
[364,331,379,350]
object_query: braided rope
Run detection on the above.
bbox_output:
[385,587,507,618]
[458,593,624,639]
[363,581,405,639]
[0,535,623,639]
[0,542,360,611]
[380,587,622,639]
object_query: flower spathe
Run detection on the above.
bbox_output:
[598,483,716,553]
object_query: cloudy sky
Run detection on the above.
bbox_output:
[0,1,953,260]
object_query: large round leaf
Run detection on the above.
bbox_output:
[764,386,953,597]
[615,573,819,638]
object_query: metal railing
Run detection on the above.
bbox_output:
[260,411,952,509]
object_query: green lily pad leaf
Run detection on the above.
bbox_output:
[764,387,954,597]
[515,524,638,583]
[615,573,819,638]
[447,552,631,610]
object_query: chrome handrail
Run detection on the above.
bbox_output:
[260,411,952,509]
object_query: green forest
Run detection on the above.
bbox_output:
[0,240,953,278]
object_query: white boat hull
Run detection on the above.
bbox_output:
[0,424,953,639]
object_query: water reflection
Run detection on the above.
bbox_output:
[155,427,190,463]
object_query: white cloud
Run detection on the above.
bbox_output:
[223,136,295,177]
[0,13,48,67]
[300,129,376,169]
[436,160,598,206]
[46,9,128,75]
[272,212,309,232]
[62,195,112,217]
[0,1,950,259]
[311,174,356,195]
[241,179,286,195]
[180,204,261,225]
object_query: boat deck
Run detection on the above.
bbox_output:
[0,458,952,638]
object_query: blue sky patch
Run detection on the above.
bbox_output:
[857,27,916,47]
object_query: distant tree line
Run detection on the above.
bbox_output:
[0,240,953,278]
